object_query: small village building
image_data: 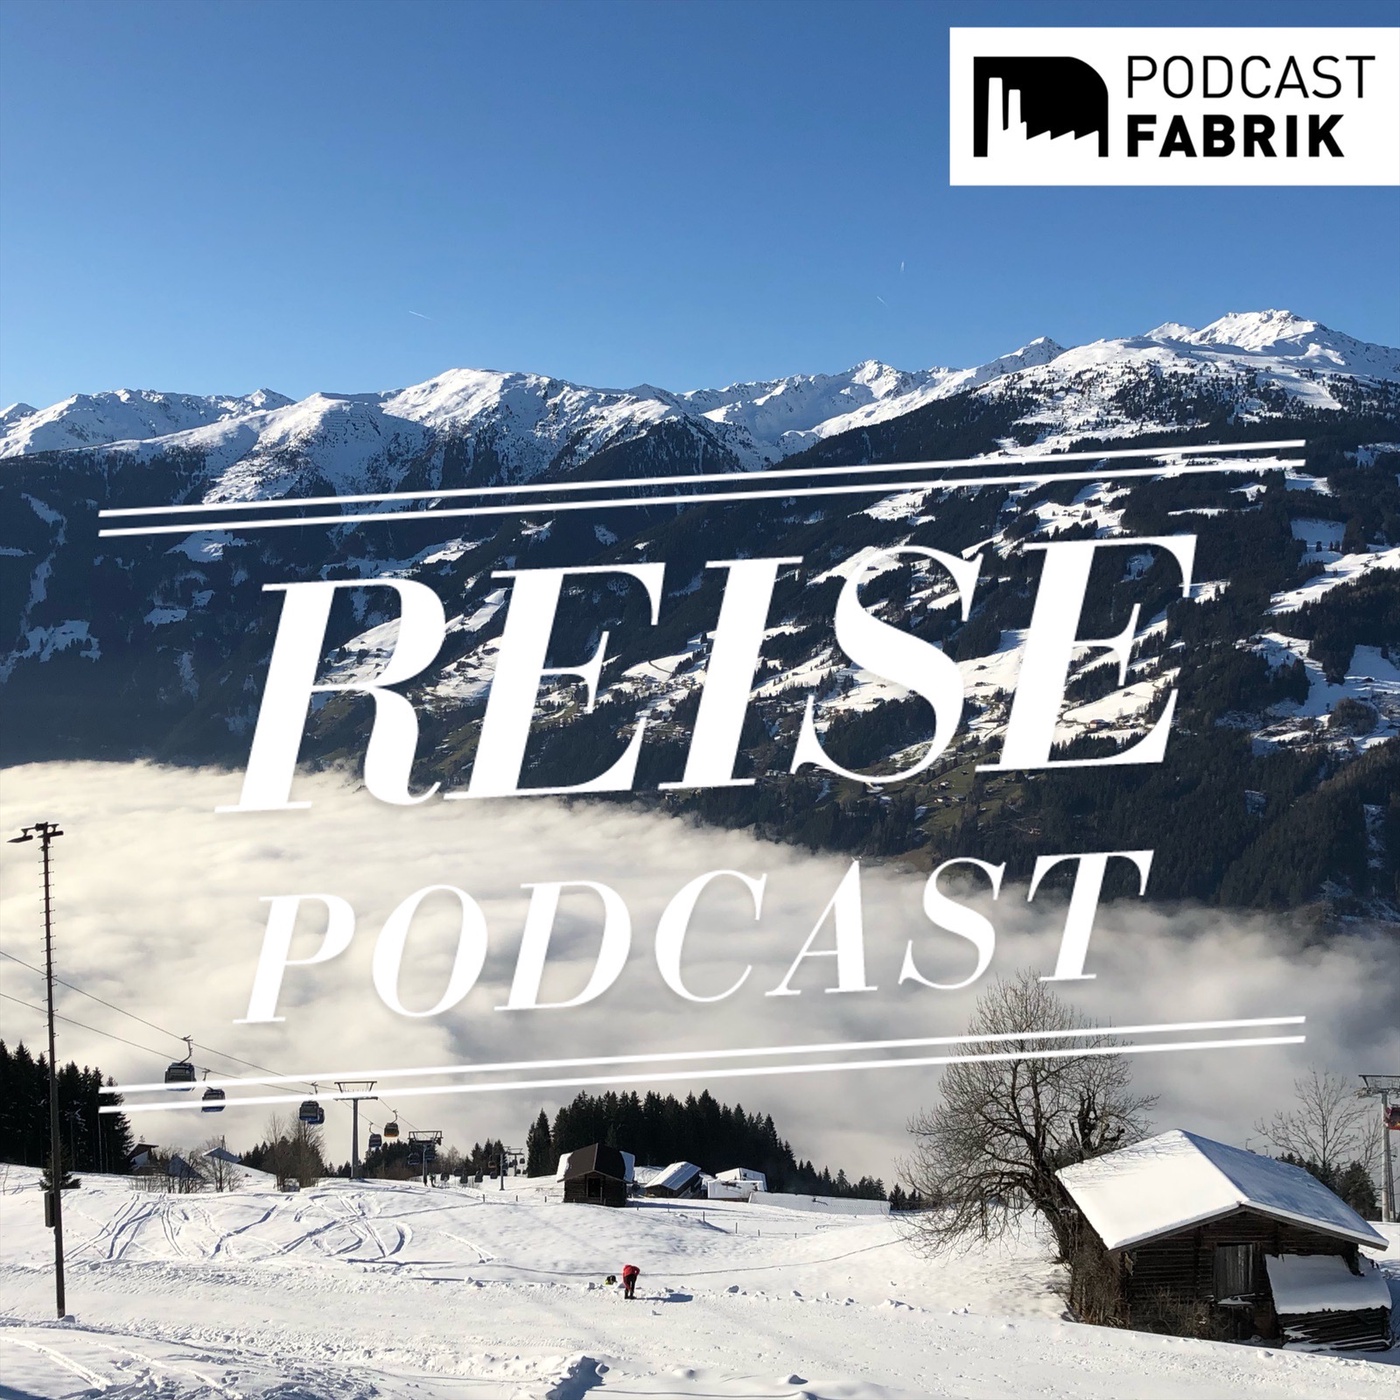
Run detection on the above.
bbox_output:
[556,1144,634,1207]
[707,1167,767,1200]
[716,1167,767,1190]
[644,1161,705,1198]
[705,1181,747,1200]
[1058,1130,1391,1350]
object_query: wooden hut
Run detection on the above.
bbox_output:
[644,1161,704,1198]
[557,1143,632,1207]
[1058,1130,1391,1350]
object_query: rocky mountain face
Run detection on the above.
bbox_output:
[2,311,1397,922]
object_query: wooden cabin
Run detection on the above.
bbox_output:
[644,1161,704,1198]
[557,1143,632,1207]
[1058,1130,1391,1350]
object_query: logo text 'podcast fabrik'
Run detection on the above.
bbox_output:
[950,28,1399,186]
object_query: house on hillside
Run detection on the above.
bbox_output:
[644,1161,705,1198]
[1058,1130,1391,1350]
[707,1167,767,1200]
[130,1150,207,1193]
[556,1144,633,1207]
[716,1167,766,1190]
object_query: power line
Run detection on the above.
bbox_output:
[0,946,316,1092]
[1,947,181,1041]
[1,951,402,1134]
[0,990,171,1062]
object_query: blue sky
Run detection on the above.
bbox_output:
[1,0,1396,408]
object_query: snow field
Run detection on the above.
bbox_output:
[2,1167,1396,1399]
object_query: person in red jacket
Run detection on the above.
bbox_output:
[621,1263,640,1299]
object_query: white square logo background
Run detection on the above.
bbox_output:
[950,27,1400,185]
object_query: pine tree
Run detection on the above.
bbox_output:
[525,1109,553,1176]
[0,1041,134,1173]
[40,1144,78,1192]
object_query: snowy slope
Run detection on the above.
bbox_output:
[1,1167,1395,1399]
[4,311,1394,481]
[989,311,1400,449]
[672,337,1066,457]
[0,388,292,457]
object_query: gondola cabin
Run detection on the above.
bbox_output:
[557,1143,634,1207]
[164,1060,196,1091]
[201,1087,226,1112]
[1058,1130,1391,1350]
[298,1099,325,1126]
[367,1132,382,1151]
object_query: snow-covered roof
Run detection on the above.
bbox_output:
[1057,1130,1386,1251]
[555,1145,635,1183]
[1265,1254,1391,1315]
[648,1161,703,1192]
[716,1167,767,1186]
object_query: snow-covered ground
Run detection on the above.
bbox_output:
[1,1168,1395,1399]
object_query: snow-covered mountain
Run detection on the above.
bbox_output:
[2,309,1397,922]
[0,387,292,457]
[4,312,1395,495]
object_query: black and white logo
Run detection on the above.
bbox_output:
[951,27,1400,186]
[972,57,1109,158]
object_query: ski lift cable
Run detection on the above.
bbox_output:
[1,951,405,1127]
[0,946,178,1040]
[0,946,317,1092]
[0,989,175,1062]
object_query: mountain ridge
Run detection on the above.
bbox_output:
[1,308,1396,924]
[5,311,1395,482]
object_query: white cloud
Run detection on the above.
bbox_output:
[2,761,1395,1182]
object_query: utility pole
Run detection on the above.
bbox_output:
[1359,1075,1399,1223]
[335,1082,377,1181]
[9,820,67,1319]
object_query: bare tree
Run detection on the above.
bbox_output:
[1255,1067,1375,1176]
[903,971,1155,1262]
[257,1113,326,1189]
[198,1137,240,1193]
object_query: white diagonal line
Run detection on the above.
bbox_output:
[97,459,1300,538]
[111,1016,1304,1093]
[97,439,1307,518]
[105,1034,1307,1113]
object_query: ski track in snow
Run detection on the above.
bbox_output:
[2,1168,1396,1399]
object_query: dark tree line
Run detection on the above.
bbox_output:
[351,1134,510,1181]
[1278,1153,1378,1219]
[0,1040,135,1174]
[886,1185,930,1212]
[529,1090,886,1199]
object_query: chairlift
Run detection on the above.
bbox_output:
[201,1072,225,1113]
[383,1119,400,1139]
[298,1086,325,1126]
[165,1035,196,1092]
